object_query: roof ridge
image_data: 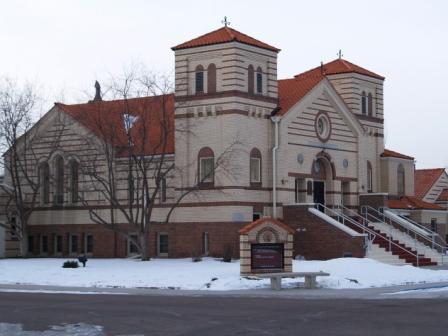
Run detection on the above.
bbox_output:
[55,93,174,107]
[225,26,236,40]
[416,168,445,171]
[172,26,279,52]
[294,58,384,80]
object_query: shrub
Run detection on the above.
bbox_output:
[191,247,202,262]
[62,260,79,268]
[222,244,233,263]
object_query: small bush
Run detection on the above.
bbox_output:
[222,245,233,263]
[191,246,203,262]
[62,260,79,268]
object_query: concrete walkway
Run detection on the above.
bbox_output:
[1,281,448,299]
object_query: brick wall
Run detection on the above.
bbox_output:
[283,204,365,260]
[359,193,388,211]
[27,221,246,259]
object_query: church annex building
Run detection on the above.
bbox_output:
[1,26,447,265]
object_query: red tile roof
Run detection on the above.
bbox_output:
[381,149,414,160]
[239,217,295,234]
[437,189,448,202]
[414,168,446,199]
[278,75,324,115]
[294,59,384,80]
[388,196,444,210]
[277,59,384,115]
[56,94,175,157]
[172,26,280,52]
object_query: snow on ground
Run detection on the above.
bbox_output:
[1,257,448,291]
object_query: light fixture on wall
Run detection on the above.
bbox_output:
[281,178,288,185]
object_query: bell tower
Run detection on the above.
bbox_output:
[172,25,280,193]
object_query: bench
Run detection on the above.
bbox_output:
[256,272,330,290]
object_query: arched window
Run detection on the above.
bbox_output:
[69,160,79,203]
[54,155,64,205]
[368,92,373,116]
[397,164,405,197]
[256,67,263,94]
[198,147,214,185]
[160,177,167,203]
[39,162,50,204]
[207,63,216,94]
[248,65,254,94]
[367,161,373,192]
[250,148,262,185]
[195,65,204,94]
[361,91,367,115]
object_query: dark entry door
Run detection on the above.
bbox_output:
[313,181,325,205]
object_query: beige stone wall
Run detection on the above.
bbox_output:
[328,73,385,196]
[276,80,369,207]
[173,41,279,221]
[328,73,384,119]
[380,157,415,196]
[174,42,278,98]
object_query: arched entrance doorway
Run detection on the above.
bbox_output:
[310,153,335,206]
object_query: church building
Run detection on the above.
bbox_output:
[2,25,447,265]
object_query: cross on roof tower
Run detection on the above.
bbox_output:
[222,16,230,27]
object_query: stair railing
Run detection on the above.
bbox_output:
[361,205,446,264]
[394,213,447,249]
[314,203,420,266]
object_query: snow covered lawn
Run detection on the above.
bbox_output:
[1,257,448,291]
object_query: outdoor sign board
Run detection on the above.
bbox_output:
[251,243,284,269]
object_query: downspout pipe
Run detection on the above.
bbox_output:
[270,108,281,219]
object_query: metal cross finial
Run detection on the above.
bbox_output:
[337,49,343,59]
[222,16,230,27]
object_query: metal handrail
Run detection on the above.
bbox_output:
[396,214,435,236]
[361,205,446,261]
[314,203,421,266]
[378,206,436,236]
[396,214,447,247]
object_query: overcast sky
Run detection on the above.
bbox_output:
[1,0,447,169]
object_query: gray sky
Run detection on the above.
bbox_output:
[1,0,447,169]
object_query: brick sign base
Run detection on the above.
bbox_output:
[239,217,294,275]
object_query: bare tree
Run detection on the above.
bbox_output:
[76,69,239,260]
[0,77,63,256]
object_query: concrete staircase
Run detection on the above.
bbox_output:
[365,244,406,265]
[368,221,446,266]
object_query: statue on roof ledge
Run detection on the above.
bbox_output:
[93,80,102,101]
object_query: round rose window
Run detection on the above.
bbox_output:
[315,112,331,142]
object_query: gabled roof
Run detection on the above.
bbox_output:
[295,59,384,80]
[56,94,175,157]
[277,58,383,116]
[239,217,295,234]
[437,189,448,202]
[388,196,444,210]
[414,168,446,199]
[277,75,324,115]
[172,26,280,52]
[381,149,414,160]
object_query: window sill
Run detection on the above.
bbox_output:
[250,182,262,189]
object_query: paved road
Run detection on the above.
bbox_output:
[1,292,448,336]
